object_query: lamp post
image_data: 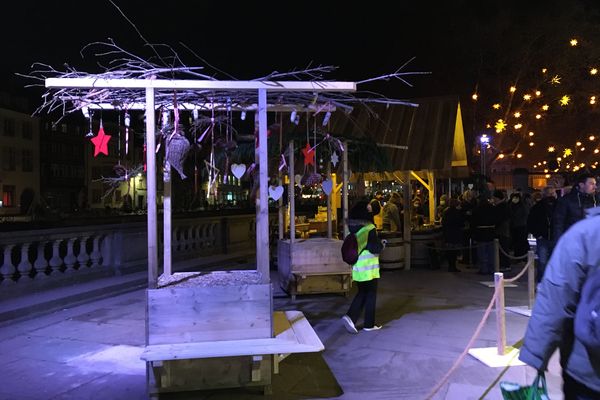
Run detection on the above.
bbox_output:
[480,134,490,177]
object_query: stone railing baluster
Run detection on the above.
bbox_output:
[17,243,33,281]
[77,236,90,270]
[48,239,64,275]
[33,241,49,279]
[63,238,77,273]
[90,235,102,268]
[0,244,16,285]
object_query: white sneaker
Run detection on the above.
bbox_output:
[342,315,358,334]
[363,325,382,332]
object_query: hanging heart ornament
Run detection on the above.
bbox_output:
[321,179,333,195]
[269,185,284,201]
[294,174,302,187]
[231,163,247,179]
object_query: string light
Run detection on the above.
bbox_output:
[498,153,505,159]
[536,114,542,119]
[535,90,542,96]
[542,68,548,73]
[517,153,523,158]
[590,96,596,105]
[492,103,501,109]
[529,142,535,146]
[529,131,535,137]
[472,93,478,100]
[509,86,517,93]
[576,141,582,146]
[595,149,600,154]
[548,146,555,152]
[591,68,598,75]
[581,147,586,151]
[495,119,507,133]
[542,104,549,111]
[523,94,532,101]
[514,123,523,129]
[570,38,578,46]
[514,112,521,118]
[559,95,571,106]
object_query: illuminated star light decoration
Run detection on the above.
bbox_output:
[563,148,573,158]
[495,119,507,133]
[559,95,571,106]
[90,123,111,157]
[550,75,562,85]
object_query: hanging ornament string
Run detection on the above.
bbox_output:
[124,109,130,156]
[117,110,122,165]
[313,116,317,174]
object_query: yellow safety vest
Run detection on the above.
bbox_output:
[352,224,380,282]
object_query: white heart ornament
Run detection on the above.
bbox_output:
[231,164,246,179]
[467,183,474,190]
[269,185,284,201]
[321,179,333,195]
[294,174,302,186]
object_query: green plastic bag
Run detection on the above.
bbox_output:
[499,372,549,400]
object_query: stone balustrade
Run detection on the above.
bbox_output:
[0,213,272,297]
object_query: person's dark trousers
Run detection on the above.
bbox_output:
[498,235,511,269]
[563,371,600,400]
[476,241,494,274]
[347,279,378,329]
[446,247,459,271]
[535,237,552,282]
[511,226,529,257]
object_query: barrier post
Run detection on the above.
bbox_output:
[527,250,535,310]
[493,238,500,273]
[494,272,506,355]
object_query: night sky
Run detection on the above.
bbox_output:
[3,0,600,165]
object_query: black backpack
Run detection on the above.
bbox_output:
[574,265,600,356]
[341,224,373,265]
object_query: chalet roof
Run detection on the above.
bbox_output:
[327,96,469,177]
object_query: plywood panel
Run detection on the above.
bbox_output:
[148,284,271,345]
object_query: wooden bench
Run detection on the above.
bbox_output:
[141,310,324,363]
[142,279,324,396]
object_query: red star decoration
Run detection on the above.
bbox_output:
[302,142,315,166]
[90,125,111,157]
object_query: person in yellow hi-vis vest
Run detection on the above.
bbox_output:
[342,200,386,333]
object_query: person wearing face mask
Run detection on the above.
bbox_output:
[509,192,530,258]
[552,173,598,242]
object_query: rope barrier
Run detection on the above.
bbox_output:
[497,243,528,261]
[425,250,536,399]
[425,283,501,399]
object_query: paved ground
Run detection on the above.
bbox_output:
[0,263,564,400]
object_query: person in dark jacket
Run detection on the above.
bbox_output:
[342,200,385,334]
[471,196,496,274]
[519,206,600,398]
[509,192,529,258]
[527,187,557,282]
[491,190,511,271]
[441,198,464,272]
[552,173,598,242]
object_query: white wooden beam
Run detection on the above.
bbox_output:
[81,102,340,112]
[257,89,269,283]
[46,78,356,92]
[145,87,158,288]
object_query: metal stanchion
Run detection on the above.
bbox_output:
[527,250,536,310]
[494,272,506,356]
[493,238,500,273]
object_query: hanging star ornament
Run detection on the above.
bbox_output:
[559,95,571,106]
[90,124,111,157]
[302,142,315,166]
[331,152,339,167]
[563,148,573,158]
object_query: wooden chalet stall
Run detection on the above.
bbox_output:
[43,77,368,396]
[277,139,352,300]
[326,96,469,270]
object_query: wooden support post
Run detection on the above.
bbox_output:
[403,171,412,271]
[257,89,269,283]
[342,141,349,238]
[289,141,295,244]
[527,250,536,310]
[426,170,436,224]
[145,86,158,289]
[163,161,172,276]
[494,272,507,356]
[327,163,332,239]
[493,238,500,273]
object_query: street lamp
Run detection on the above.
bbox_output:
[479,134,490,177]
